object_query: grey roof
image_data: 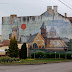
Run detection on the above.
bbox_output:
[27,33,38,43]
[40,22,46,29]
[61,38,70,42]
[50,40,68,48]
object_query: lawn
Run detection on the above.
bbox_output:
[0,58,72,65]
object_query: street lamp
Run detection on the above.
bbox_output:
[55,51,56,60]
[30,47,31,59]
[59,52,60,59]
[33,43,37,59]
[64,48,67,59]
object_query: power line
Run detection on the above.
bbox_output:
[58,0,72,10]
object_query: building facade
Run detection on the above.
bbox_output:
[2,6,72,42]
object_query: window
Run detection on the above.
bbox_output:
[42,46,44,48]
[32,17,35,21]
[39,46,41,48]
[23,17,26,21]
[30,46,32,48]
[33,43,37,48]
[27,17,29,22]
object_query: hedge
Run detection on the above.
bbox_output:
[31,52,72,59]
[0,57,20,63]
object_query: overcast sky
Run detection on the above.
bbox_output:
[0,0,72,35]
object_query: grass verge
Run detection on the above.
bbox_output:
[0,58,72,65]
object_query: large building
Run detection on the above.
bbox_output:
[2,6,72,42]
[1,6,72,56]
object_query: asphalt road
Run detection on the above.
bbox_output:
[0,62,72,72]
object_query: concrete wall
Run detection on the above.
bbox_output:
[0,44,22,50]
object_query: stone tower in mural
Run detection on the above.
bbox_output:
[12,26,19,40]
[40,22,46,39]
[49,26,56,38]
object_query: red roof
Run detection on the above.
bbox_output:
[67,17,72,21]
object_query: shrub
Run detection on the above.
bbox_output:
[31,52,72,59]
[60,54,65,59]
[31,52,45,58]
[8,36,19,58]
[56,53,59,58]
[20,43,27,59]
[31,53,36,58]
[36,52,45,58]
[45,53,51,58]
[0,57,20,63]
[67,54,71,59]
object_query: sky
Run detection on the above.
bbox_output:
[0,0,72,35]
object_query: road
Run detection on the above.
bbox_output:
[0,62,72,72]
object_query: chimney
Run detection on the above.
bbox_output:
[53,6,58,13]
[10,14,17,25]
[47,6,52,11]
[65,13,67,17]
[10,15,17,18]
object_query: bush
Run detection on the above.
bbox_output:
[8,36,19,58]
[36,52,45,58]
[20,43,27,59]
[67,54,71,59]
[31,52,72,59]
[0,57,20,63]
[31,53,36,58]
[60,54,65,59]
[56,53,59,58]
[45,53,51,58]
[50,53,55,58]
[31,52,45,58]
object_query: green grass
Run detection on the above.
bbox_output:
[0,58,72,65]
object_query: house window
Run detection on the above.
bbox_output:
[33,43,37,48]
[42,46,44,48]
[27,17,29,22]
[32,17,35,21]
[30,46,32,48]
[23,17,26,21]
[39,46,41,48]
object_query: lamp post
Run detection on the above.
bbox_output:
[64,48,67,59]
[55,51,56,60]
[58,51,60,59]
[34,49,35,59]
[33,43,37,60]
[30,48,31,59]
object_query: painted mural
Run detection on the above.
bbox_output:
[2,6,72,50]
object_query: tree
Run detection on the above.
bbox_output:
[8,36,19,58]
[67,39,72,51]
[20,43,27,59]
